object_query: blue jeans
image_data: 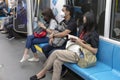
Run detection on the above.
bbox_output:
[25,35,49,53]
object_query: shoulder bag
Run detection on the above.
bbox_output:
[52,22,67,47]
[33,27,47,38]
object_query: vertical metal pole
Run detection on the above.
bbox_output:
[31,0,34,19]
[104,0,112,37]
[37,0,40,18]
[26,0,33,35]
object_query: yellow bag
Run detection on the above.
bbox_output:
[78,45,97,68]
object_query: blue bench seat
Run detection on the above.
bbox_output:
[35,43,48,52]
[89,70,120,80]
[88,41,120,80]
[64,61,112,80]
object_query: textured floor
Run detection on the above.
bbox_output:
[0,33,83,80]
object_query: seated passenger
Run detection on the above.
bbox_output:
[0,0,8,17]
[42,5,77,58]
[20,8,58,62]
[30,11,99,80]
[0,0,9,31]
[1,1,16,40]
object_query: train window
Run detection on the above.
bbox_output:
[66,0,106,36]
[110,0,120,40]
[96,0,106,36]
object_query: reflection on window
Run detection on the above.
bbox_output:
[116,0,120,12]
[111,0,120,40]
[66,0,106,36]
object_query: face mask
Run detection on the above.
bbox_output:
[0,1,2,3]
[60,11,65,18]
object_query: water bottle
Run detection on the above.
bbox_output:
[79,49,84,58]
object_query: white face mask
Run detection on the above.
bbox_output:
[60,11,65,18]
[0,1,3,3]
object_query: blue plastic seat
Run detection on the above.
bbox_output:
[89,70,120,80]
[88,44,120,80]
[64,61,112,80]
[38,43,49,48]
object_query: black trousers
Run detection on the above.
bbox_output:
[6,24,14,37]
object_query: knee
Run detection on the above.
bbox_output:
[27,35,34,40]
[53,59,62,67]
[52,50,62,55]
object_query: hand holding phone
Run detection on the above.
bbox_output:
[70,38,77,42]
[68,34,78,39]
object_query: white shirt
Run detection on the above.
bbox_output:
[47,19,57,37]
[66,40,80,56]
[48,19,57,30]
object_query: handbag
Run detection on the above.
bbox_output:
[66,40,97,68]
[78,45,97,68]
[52,22,67,47]
[33,27,47,38]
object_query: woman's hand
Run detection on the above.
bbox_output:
[74,38,85,46]
[38,21,46,29]
[75,38,98,54]
[49,32,54,39]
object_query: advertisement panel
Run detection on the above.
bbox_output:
[50,0,66,23]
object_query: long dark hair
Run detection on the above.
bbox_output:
[42,8,56,23]
[83,11,96,32]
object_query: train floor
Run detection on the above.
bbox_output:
[0,33,83,80]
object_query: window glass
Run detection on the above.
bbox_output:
[110,0,120,40]
[66,0,106,36]
[96,0,106,36]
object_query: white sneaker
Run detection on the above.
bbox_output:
[20,55,30,62]
[28,57,39,62]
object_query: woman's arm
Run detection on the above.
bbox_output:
[38,21,53,34]
[74,38,98,55]
[53,29,71,38]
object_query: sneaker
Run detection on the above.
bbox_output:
[7,36,15,40]
[20,54,30,62]
[1,30,7,34]
[28,57,39,62]
[0,29,4,31]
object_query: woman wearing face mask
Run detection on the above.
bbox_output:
[20,8,58,62]
[30,11,99,80]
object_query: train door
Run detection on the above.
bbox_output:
[13,0,27,33]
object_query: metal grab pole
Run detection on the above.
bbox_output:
[104,0,112,37]
[26,0,33,35]
[37,0,41,18]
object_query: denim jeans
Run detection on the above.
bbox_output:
[25,35,49,53]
